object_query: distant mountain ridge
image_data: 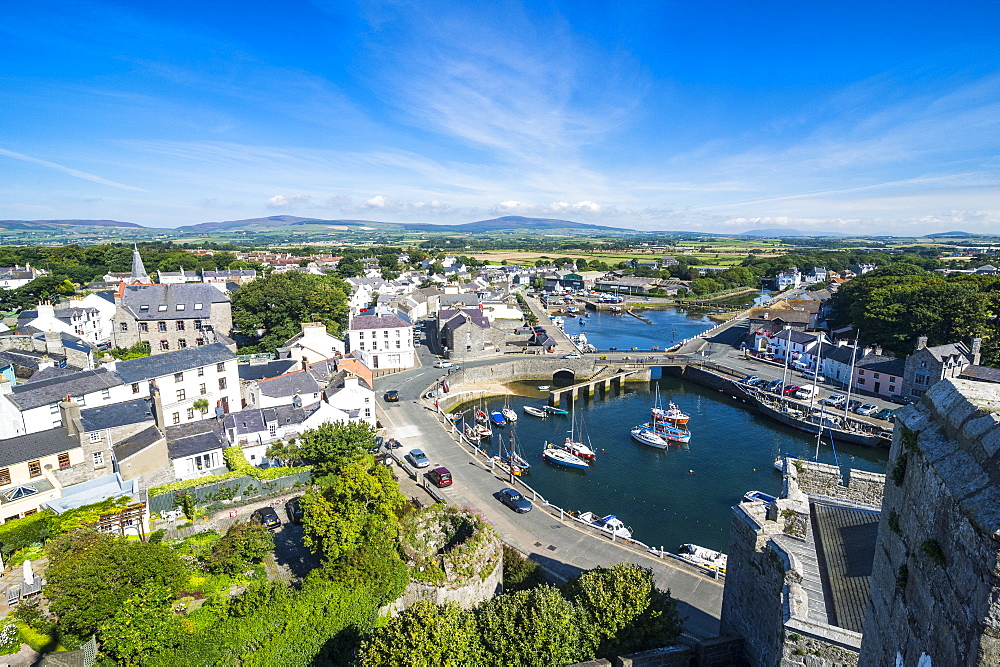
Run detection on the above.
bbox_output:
[736,228,852,238]
[0,219,144,229]
[925,230,978,238]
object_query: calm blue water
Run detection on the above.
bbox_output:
[560,307,714,350]
[459,303,888,553]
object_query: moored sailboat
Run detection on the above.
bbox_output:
[542,444,589,469]
[631,426,668,449]
[523,406,548,418]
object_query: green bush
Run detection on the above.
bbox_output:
[502,545,547,593]
[205,522,274,576]
[0,511,51,557]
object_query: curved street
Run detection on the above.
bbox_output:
[376,329,723,639]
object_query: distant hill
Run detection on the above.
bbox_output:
[175,215,332,232]
[925,231,978,238]
[0,219,145,229]
[399,215,630,233]
[736,228,852,238]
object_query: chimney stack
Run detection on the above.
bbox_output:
[60,395,82,437]
[150,380,166,428]
[971,338,983,366]
[916,336,928,351]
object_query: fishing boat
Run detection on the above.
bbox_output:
[542,406,569,416]
[677,543,728,574]
[494,433,530,475]
[542,444,589,469]
[577,512,632,539]
[490,411,507,427]
[641,422,691,444]
[506,430,531,473]
[474,409,489,424]
[502,403,518,423]
[446,412,464,423]
[523,406,548,418]
[474,424,492,438]
[652,401,690,426]
[631,426,668,449]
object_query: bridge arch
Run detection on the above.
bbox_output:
[552,368,576,385]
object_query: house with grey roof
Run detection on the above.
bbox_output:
[111,283,232,355]
[0,425,83,523]
[276,322,345,365]
[346,313,414,370]
[437,308,507,362]
[0,264,45,290]
[223,401,349,465]
[242,369,322,411]
[164,421,228,481]
[901,336,982,398]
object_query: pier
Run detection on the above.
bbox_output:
[548,370,638,405]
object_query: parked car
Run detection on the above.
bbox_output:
[764,379,784,392]
[562,352,582,359]
[847,400,863,412]
[384,389,400,402]
[740,374,759,384]
[407,448,431,468]
[497,487,532,513]
[794,386,815,400]
[855,403,879,416]
[251,507,282,530]
[96,341,112,351]
[801,370,825,382]
[874,408,896,422]
[782,385,801,396]
[285,496,304,524]
[433,360,454,369]
[822,394,847,407]
[428,467,453,488]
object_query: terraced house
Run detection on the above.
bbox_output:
[111,283,232,355]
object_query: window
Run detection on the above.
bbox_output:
[158,321,167,332]
[384,330,389,338]
[139,322,149,333]
[120,322,128,331]
[268,424,277,437]
[172,412,181,424]
[175,372,184,382]
[217,362,226,372]
[49,404,59,415]
[889,385,896,393]
[176,304,185,311]
[194,302,204,310]
[132,382,140,394]
[176,389,186,401]
[396,341,401,349]
[858,378,866,385]
[196,338,204,346]
[858,369,865,376]
[178,339,187,349]
[77,395,86,406]
[158,304,167,311]
[93,452,104,467]
[874,373,880,379]
[364,396,370,403]
[101,388,110,400]
[915,374,929,386]
[0,469,9,486]
[365,408,371,417]
[194,320,203,330]
[27,461,41,478]
[218,378,227,390]
[199,383,207,395]
[23,509,36,517]
[176,321,185,331]
[139,305,149,311]
[187,408,195,420]
[89,432,101,443]
[198,367,205,376]
[58,453,70,468]
[160,340,170,351]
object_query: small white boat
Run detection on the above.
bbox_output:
[578,512,632,539]
[743,490,777,504]
[537,385,551,390]
[631,426,668,449]
[542,445,589,469]
[502,407,518,423]
[678,543,727,574]
[774,455,800,471]
[560,437,595,459]
[523,406,548,418]
[474,424,492,438]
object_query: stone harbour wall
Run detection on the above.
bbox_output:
[790,459,885,508]
[860,379,1000,666]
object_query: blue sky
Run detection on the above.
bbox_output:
[2,1,998,234]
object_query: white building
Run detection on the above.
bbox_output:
[277,322,345,364]
[346,314,414,370]
[775,269,802,290]
[324,373,376,427]
[18,294,117,347]
[0,265,45,290]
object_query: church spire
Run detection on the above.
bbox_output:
[130,244,149,284]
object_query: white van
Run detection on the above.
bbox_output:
[794,386,816,400]
[801,370,825,382]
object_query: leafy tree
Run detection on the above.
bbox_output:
[230,271,350,352]
[273,421,375,474]
[98,583,182,665]
[323,535,409,608]
[337,258,364,277]
[476,585,594,666]
[301,457,405,560]
[360,601,482,666]
[44,530,187,640]
[563,563,684,657]
[429,262,445,275]
[205,521,274,576]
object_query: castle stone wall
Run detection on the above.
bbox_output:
[860,379,1000,666]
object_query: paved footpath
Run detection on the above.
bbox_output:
[378,348,724,639]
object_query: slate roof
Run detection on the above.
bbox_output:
[349,314,411,330]
[115,343,235,384]
[80,398,154,432]
[257,370,321,398]
[203,269,256,280]
[811,502,880,633]
[0,350,69,372]
[119,283,229,321]
[855,354,905,377]
[0,427,80,468]
[924,342,973,364]
[442,311,491,331]
[960,364,1000,384]
[238,359,298,381]
[766,330,823,345]
[8,367,120,410]
[820,345,860,366]
[749,308,813,324]
[440,294,479,307]
[165,421,226,459]
[223,403,319,435]
[114,425,165,462]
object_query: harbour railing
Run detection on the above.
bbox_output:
[432,405,725,580]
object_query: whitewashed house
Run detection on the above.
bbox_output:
[346,314,414,370]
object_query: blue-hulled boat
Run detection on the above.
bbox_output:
[491,411,507,427]
[542,406,569,416]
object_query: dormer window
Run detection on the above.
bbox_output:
[194,303,204,310]
[158,305,167,311]
[139,305,149,311]
[176,304,185,311]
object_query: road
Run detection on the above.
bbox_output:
[376,342,723,639]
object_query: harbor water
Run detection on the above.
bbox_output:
[460,305,888,554]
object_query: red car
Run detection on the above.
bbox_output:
[783,385,800,395]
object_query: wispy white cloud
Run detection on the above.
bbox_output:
[266,193,311,208]
[0,148,148,192]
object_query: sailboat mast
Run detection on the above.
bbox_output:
[843,330,861,422]
[779,327,792,408]
[808,335,823,413]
